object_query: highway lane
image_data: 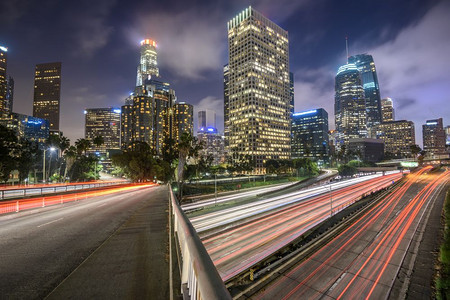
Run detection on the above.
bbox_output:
[0,184,160,299]
[182,170,334,212]
[192,172,403,281]
[254,167,448,299]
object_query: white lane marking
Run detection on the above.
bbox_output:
[97,203,107,208]
[37,217,64,228]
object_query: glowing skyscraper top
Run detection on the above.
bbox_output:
[136,39,159,86]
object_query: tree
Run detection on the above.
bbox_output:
[70,155,101,181]
[63,146,77,180]
[176,133,202,199]
[75,138,91,155]
[16,139,39,184]
[93,136,104,149]
[338,164,357,177]
[410,144,421,160]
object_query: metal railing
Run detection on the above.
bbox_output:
[169,185,231,300]
[0,181,128,200]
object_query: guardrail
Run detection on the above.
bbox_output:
[169,185,231,300]
[0,181,129,200]
[0,183,154,215]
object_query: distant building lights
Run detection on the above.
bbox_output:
[84,110,87,115]
[206,127,216,133]
[426,122,438,125]
[27,120,42,125]
[0,46,7,52]
[336,63,358,75]
[293,109,317,117]
[113,108,121,114]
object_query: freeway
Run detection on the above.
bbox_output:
[254,167,449,299]
[191,172,404,281]
[182,170,334,212]
[0,183,167,299]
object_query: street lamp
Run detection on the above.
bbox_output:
[329,180,333,217]
[43,147,56,183]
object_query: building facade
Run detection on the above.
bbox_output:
[172,102,193,143]
[197,127,225,165]
[374,120,415,158]
[335,63,367,148]
[223,64,230,147]
[0,46,8,115]
[136,39,159,86]
[198,109,216,130]
[348,138,384,163]
[85,108,121,153]
[0,112,49,147]
[291,108,329,161]
[226,6,291,173]
[348,54,382,130]
[423,118,446,157]
[381,98,394,123]
[33,62,61,132]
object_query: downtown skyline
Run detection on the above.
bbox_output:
[1,0,449,144]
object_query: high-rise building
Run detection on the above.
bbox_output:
[348,54,382,129]
[291,108,329,161]
[423,118,446,157]
[374,120,415,158]
[289,72,294,115]
[335,63,367,148]
[130,85,154,148]
[136,39,159,86]
[84,108,121,153]
[33,62,61,132]
[5,76,14,113]
[0,112,49,147]
[198,109,216,131]
[172,102,193,143]
[197,127,225,165]
[223,64,230,147]
[226,6,291,173]
[0,45,8,115]
[381,98,394,123]
[348,138,384,162]
[446,125,450,150]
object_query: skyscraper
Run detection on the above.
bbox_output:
[348,54,382,129]
[136,39,159,86]
[335,63,367,148]
[226,6,291,173]
[291,108,329,162]
[223,64,230,147]
[172,102,193,143]
[84,107,121,152]
[423,118,446,157]
[5,76,14,113]
[198,109,216,131]
[374,120,415,158]
[381,98,394,122]
[33,62,61,132]
[0,46,7,115]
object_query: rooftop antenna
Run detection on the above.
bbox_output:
[345,36,349,63]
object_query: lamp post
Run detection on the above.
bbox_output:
[43,147,56,183]
[330,181,333,217]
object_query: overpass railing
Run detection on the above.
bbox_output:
[169,185,231,300]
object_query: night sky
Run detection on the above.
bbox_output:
[1,0,448,146]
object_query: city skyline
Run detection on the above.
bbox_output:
[1,0,449,144]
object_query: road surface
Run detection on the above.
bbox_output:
[0,184,169,299]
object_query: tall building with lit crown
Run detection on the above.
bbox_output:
[85,108,121,153]
[348,54,382,130]
[423,118,446,157]
[226,6,291,173]
[335,63,367,148]
[381,98,394,123]
[374,120,415,158]
[172,102,193,143]
[198,109,216,130]
[291,108,329,162]
[0,46,8,115]
[33,62,61,132]
[136,39,159,86]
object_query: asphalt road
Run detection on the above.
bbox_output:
[0,184,169,299]
[253,167,449,299]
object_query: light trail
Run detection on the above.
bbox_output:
[0,183,155,215]
[195,172,404,281]
[253,166,449,300]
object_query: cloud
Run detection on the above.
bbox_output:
[0,0,30,25]
[125,8,225,80]
[67,0,117,57]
